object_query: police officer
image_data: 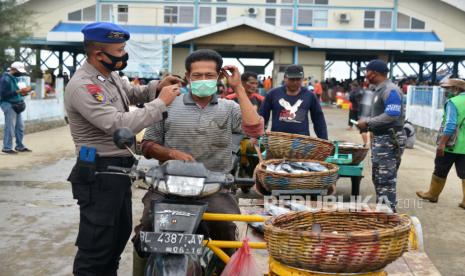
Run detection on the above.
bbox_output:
[417,79,465,209]
[357,59,406,212]
[64,22,180,275]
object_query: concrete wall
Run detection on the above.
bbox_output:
[171,47,190,76]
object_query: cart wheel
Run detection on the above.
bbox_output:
[351,176,362,196]
[240,186,251,193]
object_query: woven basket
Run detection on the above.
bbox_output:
[255,159,339,190]
[332,145,370,165]
[264,211,411,273]
[262,132,334,161]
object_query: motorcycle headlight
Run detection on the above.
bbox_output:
[163,176,205,196]
[155,176,222,197]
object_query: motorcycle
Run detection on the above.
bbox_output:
[110,128,236,276]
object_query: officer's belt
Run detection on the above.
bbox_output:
[95,156,134,171]
[371,126,403,136]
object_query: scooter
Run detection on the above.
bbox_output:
[110,128,237,275]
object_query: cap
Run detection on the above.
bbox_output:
[440,78,465,91]
[364,59,389,74]
[285,65,304,79]
[81,22,130,43]
[10,61,27,73]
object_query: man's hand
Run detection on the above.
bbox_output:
[357,119,368,130]
[169,149,195,161]
[158,84,180,106]
[436,143,446,157]
[158,75,182,90]
[19,86,31,96]
[221,66,242,90]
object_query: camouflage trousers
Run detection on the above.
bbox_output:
[371,131,406,211]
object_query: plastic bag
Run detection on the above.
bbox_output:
[220,239,261,276]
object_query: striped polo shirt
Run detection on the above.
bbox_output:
[143,93,242,173]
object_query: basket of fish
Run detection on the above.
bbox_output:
[264,211,411,273]
[331,141,369,165]
[262,132,334,161]
[255,159,339,190]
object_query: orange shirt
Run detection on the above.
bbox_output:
[263,78,272,90]
[314,82,323,95]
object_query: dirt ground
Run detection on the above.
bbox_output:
[0,107,464,275]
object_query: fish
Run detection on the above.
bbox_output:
[248,222,265,233]
[298,162,328,172]
[265,204,291,216]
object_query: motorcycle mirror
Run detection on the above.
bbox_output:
[113,128,135,149]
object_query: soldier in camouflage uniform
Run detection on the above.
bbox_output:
[357,60,406,212]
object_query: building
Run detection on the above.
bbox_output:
[17,0,465,84]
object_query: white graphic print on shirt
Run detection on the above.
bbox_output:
[278,98,303,123]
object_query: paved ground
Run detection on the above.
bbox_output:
[0,107,464,275]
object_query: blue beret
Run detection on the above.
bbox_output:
[364,59,389,73]
[81,22,130,43]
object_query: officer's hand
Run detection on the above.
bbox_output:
[169,149,195,161]
[158,75,182,90]
[158,84,180,106]
[357,119,368,130]
[436,144,445,157]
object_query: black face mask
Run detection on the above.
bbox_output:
[100,52,129,71]
[12,72,22,77]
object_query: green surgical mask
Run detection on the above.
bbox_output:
[190,79,218,97]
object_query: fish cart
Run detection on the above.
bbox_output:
[326,141,369,196]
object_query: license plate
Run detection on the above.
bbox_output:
[140,231,204,255]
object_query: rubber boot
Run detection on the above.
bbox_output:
[416,175,446,203]
[459,179,465,209]
[133,250,147,276]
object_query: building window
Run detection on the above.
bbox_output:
[199,6,212,24]
[164,6,178,24]
[397,12,425,30]
[118,5,128,23]
[265,9,276,25]
[82,5,96,21]
[313,9,328,27]
[280,8,293,26]
[216,7,227,23]
[315,0,328,4]
[397,12,410,28]
[281,0,293,3]
[379,11,392,29]
[364,11,375,29]
[411,17,425,29]
[298,9,313,26]
[179,6,194,24]
[101,4,113,21]
[299,0,313,3]
[68,10,81,21]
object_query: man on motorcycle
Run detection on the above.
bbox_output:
[133,49,264,271]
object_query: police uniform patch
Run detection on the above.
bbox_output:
[86,84,106,103]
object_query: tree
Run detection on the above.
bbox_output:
[0,0,34,71]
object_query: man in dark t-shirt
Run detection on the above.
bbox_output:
[259,65,328,139]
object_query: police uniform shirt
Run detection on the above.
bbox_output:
[367,79,405,131]
[65,61,167,157]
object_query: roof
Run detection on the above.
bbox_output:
[172,17,313,47]
[47,19,445,52]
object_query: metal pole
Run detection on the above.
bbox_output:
[392,0,398,31]
[194,0,199,28]
[389,53,394,80]
[189,42,195,53]
[418,62,424,81]
[59,51,63,75]
[293,0,298,30]
[349,61,353,79]
[432,61,437,84]
[452,60,459,78]
[293,46,298,64]
[356,61,361,80]
[96,0,101,21]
